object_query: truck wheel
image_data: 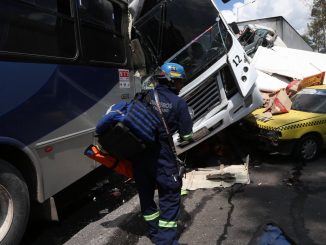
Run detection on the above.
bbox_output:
[294,135,320,161]
[0,160,30,245]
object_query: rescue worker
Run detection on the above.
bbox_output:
[132,63,193,245]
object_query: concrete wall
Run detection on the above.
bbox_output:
[237,16,313,52]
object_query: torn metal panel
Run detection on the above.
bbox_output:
[252,46,326,82]
[182,156,250,190]
[256,70,290,93]
[272,46,326,82]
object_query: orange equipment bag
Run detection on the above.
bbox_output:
[84,144,133,179]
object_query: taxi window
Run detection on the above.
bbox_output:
[292,89,326,113]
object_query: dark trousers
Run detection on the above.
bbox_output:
[133,144,181,245]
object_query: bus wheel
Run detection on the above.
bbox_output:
[0,160,30,245]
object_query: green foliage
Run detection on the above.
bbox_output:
[307,0,326,51]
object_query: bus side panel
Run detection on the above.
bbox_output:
[35,132,97,200]
[0,61,134,200]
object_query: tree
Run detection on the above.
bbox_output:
[307,0,326,51]
[301,34,317,50]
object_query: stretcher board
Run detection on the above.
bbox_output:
[182,156,250,190]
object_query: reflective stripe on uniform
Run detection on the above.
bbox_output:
[159,219,177,228]
[181,133,193,141]
[181,189,188,196]
[143,211,160,221]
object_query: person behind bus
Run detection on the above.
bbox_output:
[132,63,193,245]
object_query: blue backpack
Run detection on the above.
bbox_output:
[95,92,161,159]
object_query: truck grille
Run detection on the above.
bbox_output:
[183,75,221,123]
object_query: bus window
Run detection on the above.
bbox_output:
[37,0,71,16]
[79,0,126,64]
[21,0,72,16]
[0,0,76,58]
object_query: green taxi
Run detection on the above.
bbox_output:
[243,85,326,161]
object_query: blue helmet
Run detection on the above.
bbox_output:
[158,63,186,80]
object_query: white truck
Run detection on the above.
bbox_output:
[129,0,263,154]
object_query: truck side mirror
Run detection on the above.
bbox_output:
[229,22,240,35]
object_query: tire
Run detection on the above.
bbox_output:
[0,160,30,245]
[294,135,320,161]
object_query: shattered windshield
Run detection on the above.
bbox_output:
[167,20,232,85]
[135,0,231,81]
[291,89,326,113]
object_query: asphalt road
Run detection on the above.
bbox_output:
[174,151,326,245]
[22,168,138,245]
[23,148,326,245]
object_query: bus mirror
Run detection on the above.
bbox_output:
[221,0,231,3]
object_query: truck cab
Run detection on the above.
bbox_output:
[130,0,263,154]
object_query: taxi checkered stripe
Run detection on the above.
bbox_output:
[258,125,276,131]
[258,119,326,132]
[280,120,326,131]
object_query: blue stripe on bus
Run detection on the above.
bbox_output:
[0,61,119,145]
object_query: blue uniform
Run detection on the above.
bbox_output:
[132,84,192,245]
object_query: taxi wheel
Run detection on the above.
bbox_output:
[294,135,320,161]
